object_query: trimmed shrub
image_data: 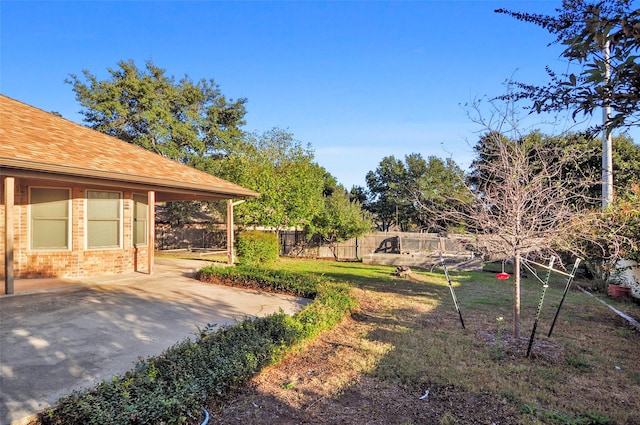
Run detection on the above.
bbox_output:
[198,265,319,298]
[295,282,355,339]
[236,230,279,266]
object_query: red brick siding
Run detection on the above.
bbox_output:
[0,178,5,276]
[1,178,150,279]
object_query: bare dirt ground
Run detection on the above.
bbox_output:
[206,288,524,425]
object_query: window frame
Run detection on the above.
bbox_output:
[86,190,123,250]
[29,186,72,251]
[133,193,148,247]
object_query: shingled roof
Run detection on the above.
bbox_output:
[0,94,258,201]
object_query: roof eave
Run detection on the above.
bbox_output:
[1,160,259,199]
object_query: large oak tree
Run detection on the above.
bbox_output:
[67,59,248,168]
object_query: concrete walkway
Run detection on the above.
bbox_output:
[0,258,309,425]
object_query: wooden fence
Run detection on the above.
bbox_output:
[155,226,478,266]
[279,231,476,261]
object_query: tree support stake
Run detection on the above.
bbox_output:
[524,256,555,357]
[548,258,581,337]
[439,253,465,329]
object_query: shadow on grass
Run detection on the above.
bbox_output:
[248,258,640,425]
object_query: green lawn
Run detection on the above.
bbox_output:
[261,258,640,424]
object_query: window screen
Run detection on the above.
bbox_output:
[133,194,148,246]
[31,188,70,249]
[87,191,121,248]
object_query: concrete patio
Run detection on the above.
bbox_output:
[0,258,310,425]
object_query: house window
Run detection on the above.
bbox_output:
[87,191,121,249]
[133,194,148,246]
[30,187,71,250]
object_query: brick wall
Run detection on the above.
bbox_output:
[0,178,5,277]
[1,178,151,279]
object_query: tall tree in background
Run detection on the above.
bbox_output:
[549,133,640,200]
[496,0,640,207]
[409,155,470,232]
[67,59,248,167]
[365,156,413,231]
[68,60,249,227]
[349,186,369,207]
[365,154,467,232]
[67,60,367,239]
[470,131,639,203]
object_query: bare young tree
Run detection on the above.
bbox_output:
[469,136,599,338]
[414,98,623,339]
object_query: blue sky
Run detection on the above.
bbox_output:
[1,0,623,189]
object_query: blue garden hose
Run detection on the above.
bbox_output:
[201,407,210,425]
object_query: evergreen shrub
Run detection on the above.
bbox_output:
[198,265,319,298]
[236,230,279,266]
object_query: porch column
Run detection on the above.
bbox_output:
[147,190,155,274]
[227,199,234,264]
[4,176,15,294]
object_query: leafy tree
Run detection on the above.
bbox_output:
[470,130,640,205]
[163,201,205,226]
[320,171,340,197]
[497,1,640,207]
[580,183,640,284]
[470,130,640,211]
[552,133,640,200]
[349,186,369,206]
[409,155,471,232]
[612,184,640,263]
[67,60,249,226]
[212,128,326,231]
[496,0,640,132]
[365,154,468,232]
[67,59,247,167]
[365,155,415,231]
[611,134,640,192]
[307,186,374,259]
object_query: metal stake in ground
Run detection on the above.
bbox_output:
[524,256,555,358]
[548,258,581,337]
[439,253,465,329]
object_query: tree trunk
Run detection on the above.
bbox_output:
[513,254,521,338]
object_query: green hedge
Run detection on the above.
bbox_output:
[41,267,355,425]
[197,265,320,298]
[198,265,356,340]
[236,230,279,266]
